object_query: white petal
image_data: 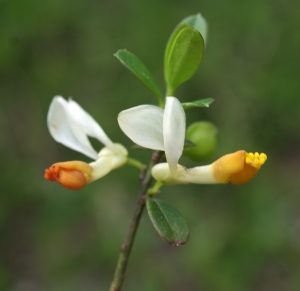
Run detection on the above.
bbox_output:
[118,105,165,150]
[67,99,114,148]
[47,96,98,160]
[163,97,186,176]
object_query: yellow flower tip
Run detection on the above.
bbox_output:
[245,152,267,169]
[44,161,93,190]
[212,150,267,185]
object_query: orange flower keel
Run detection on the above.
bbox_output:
[44,161,93,190]
[229,152,267,185]
[212,150,267,185]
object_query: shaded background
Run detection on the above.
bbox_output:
[1,0,300,290]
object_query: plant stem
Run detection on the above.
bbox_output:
[109,151,163,291]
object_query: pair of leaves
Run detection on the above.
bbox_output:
[146,197,189,246]
[115,13,207,105]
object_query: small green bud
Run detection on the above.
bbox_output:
[184,121,218,161]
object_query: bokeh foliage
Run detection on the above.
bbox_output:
[1,0,300,290]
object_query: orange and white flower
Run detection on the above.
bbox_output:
[151,150,267,185]
[44,96,127,190]
[118,96,267,185]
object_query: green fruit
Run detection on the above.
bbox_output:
[184,121,217,161]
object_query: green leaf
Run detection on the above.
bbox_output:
[164,26,204,96]
[181,98,215,109]
[146,197,189,246]
[114,49,163,105]
[164,23,186,73]
[181,13,208,45]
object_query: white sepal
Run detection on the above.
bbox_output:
[152,163,217,184]
[89,144,128,181]
[182,165,217,184]
[151,163,189,185]
[118,105,165,151]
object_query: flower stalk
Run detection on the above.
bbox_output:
[109,151,163,291]
[126,157,146,171]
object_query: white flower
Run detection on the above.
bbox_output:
[118,96,185,177]
[44,96,127,190]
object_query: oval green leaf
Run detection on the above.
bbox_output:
[146,197,189,246]
[115,49,163,105]
[181,98,214,109]
[164,26,204,96]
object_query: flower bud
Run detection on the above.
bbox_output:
[184,121,217,161]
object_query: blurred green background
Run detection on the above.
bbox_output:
[1,0,300,290]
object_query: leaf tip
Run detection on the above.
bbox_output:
[173,239,188,247]
[114,48,126,57]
